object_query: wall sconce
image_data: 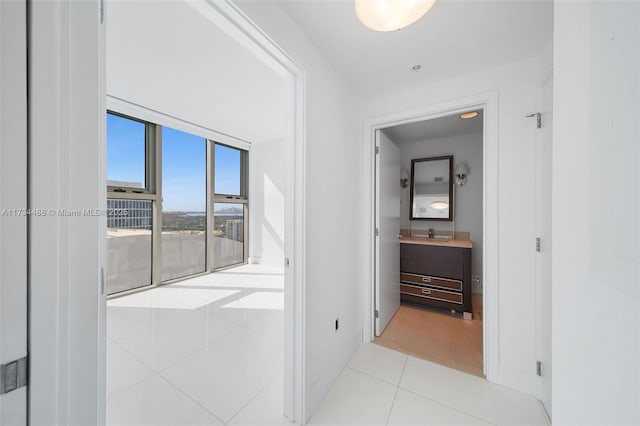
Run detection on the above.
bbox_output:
[400,167,409,188]
[455,163,469,186]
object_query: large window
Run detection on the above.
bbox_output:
[213,202,245,269]
[161,127,206,281]
[106,112,248,295]
[214,143,242,196]
[106,112,156,295]
[106,199,153,294]
[213,144,247,269]
[107,112,151,191]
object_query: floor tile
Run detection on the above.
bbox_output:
[307,368,397,426]
[107,306,153,342]
[400,356,546,425]
[387,389,491,425]
[106,339,156,399]
[228,376,293,426]
[160,327,282,422]
[108,286,242,310]
[107,375,223,426]
[115,308,210,372]
[347,343,407,386]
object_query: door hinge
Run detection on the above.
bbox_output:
[526,112,542,129]
[0,356,28,395]
[375,310,379,318]
[536,360,542,377]
[375,146,380,155]
[100,0,104,24]
[285,257,291,267]
[100,267,106,295]
[536,237,541,252]
[375,228,379,237]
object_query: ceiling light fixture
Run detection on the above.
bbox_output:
[355,0,438,32]
[459,111,479,119]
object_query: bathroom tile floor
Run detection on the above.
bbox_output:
[107,269,545,425]
[375,303,484,376]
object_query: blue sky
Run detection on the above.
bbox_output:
[107,113,241,211]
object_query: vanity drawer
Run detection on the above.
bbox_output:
[400,284,463,305]
[400,273,462,291]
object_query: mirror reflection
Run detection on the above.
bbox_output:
[410,155,453,221]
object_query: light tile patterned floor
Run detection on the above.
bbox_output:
[107,264,286,425]
[309,343,549,426]
[107,266,546,425]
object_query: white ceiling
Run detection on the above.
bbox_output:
[277,0,553,98]
[383,110,482,144]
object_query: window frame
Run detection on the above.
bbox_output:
[106,110,157,196]
[209,142,249,271]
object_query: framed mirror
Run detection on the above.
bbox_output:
[410,155,453,221]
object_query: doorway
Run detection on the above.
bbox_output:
[364,93,500,382]
[374,110,485,376]
[104,0,305,421]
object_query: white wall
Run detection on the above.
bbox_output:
[363,52,551,395]
[553,2,640,424]
[249,138,286,267]
[108,0,289,270]
[393,132,483,292]
[235,2,363,421]
[106,0,287,144]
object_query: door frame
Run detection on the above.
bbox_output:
[363,92,498,381]
[205,3,307,421]
[534,70,553,419]
[0,0,28,423]
[28,0,308,424]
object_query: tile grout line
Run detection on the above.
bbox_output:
[385,356,408,426]
[106,371,161,403]
[156,367,228,425]
[397,386,497,426]
[223,375,281,426]
[345,352,410,388]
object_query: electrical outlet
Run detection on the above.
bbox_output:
[335,318,339,331]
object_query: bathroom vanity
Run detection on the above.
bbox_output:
[400,238,472,319]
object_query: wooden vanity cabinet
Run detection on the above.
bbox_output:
[400,243,472,316]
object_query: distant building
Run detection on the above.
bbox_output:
[107,179,143,188]
[107,199,152,230]
[226,219,243,242]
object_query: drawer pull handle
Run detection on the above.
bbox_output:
[421,288,431,295]
[422,277,432,283]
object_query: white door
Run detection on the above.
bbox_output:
[0,0,28,424]
[535,75,553,418]
[375,131,401,335]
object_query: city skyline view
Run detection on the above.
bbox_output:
[107,113,243,211]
